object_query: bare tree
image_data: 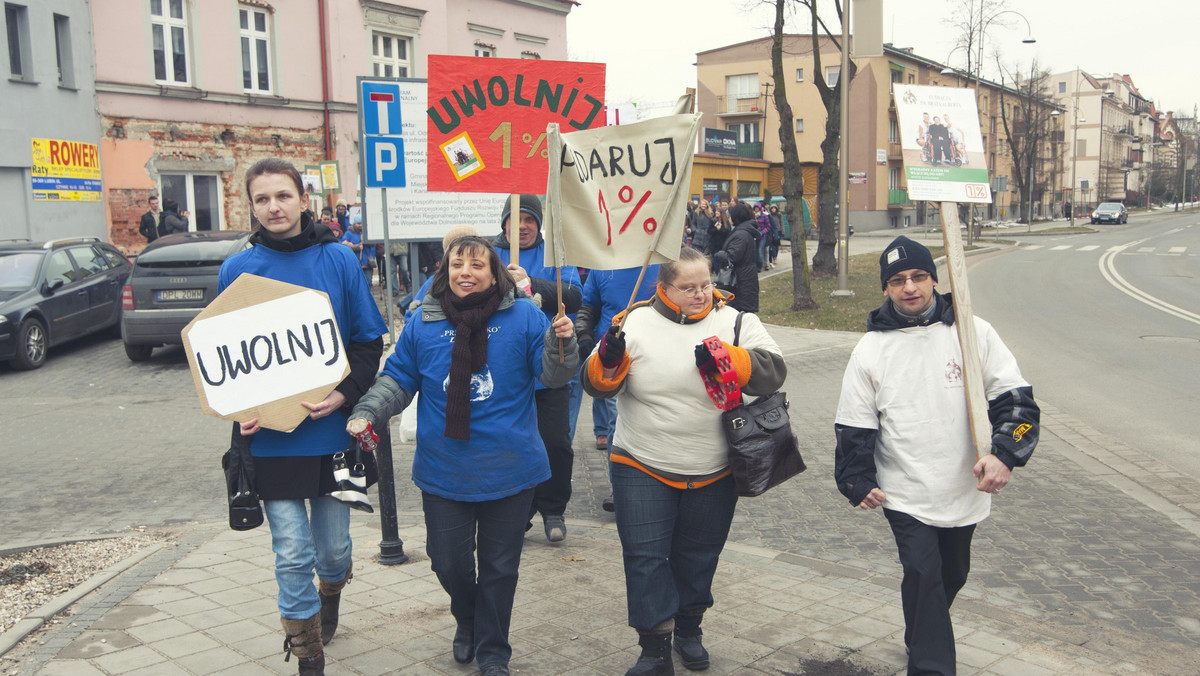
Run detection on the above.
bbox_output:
[795,0,857,276]
[768,0,817,309]
[995,59,1054,223]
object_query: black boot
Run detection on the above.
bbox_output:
[452,621,475,663]
[626,631,674,676]
[317,562,353,644]
[673,612,709,671]
[281,614,325,676]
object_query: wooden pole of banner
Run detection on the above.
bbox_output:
[509,193,521,266]
[616,250,655,334]
[939,201,992,468]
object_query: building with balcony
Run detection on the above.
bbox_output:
[695,37,1058,232]
[1051,70,1158,208]
[1,0,105,241]
[93,0,573,250]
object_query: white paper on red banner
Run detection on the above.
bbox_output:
[543,113,701,270]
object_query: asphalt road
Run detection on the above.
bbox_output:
[966,210,1200,480]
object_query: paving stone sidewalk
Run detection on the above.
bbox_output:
[14,515,1191,676]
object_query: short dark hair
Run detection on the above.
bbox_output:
[429,236,516,299]
[657,246,709,286]
[147,196,158,204]
[244,158,304,201]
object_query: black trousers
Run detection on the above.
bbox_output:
[884,508,976,676]
[530,385,573,518]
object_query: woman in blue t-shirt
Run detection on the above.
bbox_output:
[220,159,387,675]
[349,236,577,676]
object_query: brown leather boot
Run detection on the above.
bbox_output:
[317,561,353,644]
[281,613,324,675]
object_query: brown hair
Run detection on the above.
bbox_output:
[244,158,304,200]
[430,236,516,299]
[657,246,710,286]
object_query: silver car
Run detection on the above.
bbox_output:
[121,231,251,361]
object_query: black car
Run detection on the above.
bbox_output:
[0,238,132,370]
[121,230,252,361]
[1091,202,1128,224]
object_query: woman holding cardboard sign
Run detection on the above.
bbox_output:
[220,159,387,676]
[348,235,577,676]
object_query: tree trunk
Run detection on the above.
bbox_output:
[771,0,816,310]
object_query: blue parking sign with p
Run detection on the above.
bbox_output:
[364,137,405,187]
[361,82,402,135]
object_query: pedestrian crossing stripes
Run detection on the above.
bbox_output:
[1020,244,1191,255]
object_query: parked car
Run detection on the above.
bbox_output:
[121,230,252,361]
[1091,202,1128,224]
[0,238,131,370]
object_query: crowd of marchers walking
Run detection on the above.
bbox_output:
[216,157,1040,676]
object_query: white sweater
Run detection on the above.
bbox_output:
[613,305,782,476]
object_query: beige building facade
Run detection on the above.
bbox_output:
[695,36,1061,231]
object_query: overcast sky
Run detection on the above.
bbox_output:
[566,0,1197,116]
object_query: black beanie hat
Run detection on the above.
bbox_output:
[728,203,753,224]
[879,236,938,289]
[500,194,543,230]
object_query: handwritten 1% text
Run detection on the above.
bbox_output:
[598,186,656,245]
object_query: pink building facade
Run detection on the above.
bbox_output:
[93,0,573,249]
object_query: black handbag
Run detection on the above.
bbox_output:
[721,313,806,497]
[222,424,264,531]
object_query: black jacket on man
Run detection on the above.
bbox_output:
[139,210,159,243]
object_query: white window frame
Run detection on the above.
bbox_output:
[795,118,804,133]
[795,68,804,82]
[150,0,190,85]
[726,122,758,144]
[371,30,412,78]
[825,65,840,87]
[159,173,226,232]
[239,4,272,94]
[474,46,494,57]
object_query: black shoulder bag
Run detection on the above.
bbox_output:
[722,312,806,497]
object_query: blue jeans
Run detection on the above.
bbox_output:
[566,372,583,442]
[592,396,617,438]
[757,236,768,268]
[263,497,352,619]
[423,489,534,670]
[611,463,738,630]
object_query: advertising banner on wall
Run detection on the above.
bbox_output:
[702,128,738,156]
[892,84,992,203]
[30,138,102,202]
[425,55,606,194]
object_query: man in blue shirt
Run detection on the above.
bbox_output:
[495,194,582,542]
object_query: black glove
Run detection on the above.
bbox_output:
[597,325,626,368]
[694,342,719,375]
[578,336,596,363]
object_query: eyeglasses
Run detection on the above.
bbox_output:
[886,272,932,288]
[667,282,715,297]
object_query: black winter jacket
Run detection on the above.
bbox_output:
[714,219,761,313]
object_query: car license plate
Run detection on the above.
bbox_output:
[158,289,204,301]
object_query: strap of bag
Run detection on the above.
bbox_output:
[733,311,744,346]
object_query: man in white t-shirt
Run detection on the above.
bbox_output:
[834,236,1040,676]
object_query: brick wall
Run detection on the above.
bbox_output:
[103,115,326,250]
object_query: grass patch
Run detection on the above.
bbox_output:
[757,246,945,333]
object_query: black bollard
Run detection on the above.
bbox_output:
[374,424,409,565]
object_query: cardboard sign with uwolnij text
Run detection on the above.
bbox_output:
[182,274,350,433]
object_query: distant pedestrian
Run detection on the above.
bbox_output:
[157,199,188,237]
[139,196,160,243]
[833,236,1040,675]
[713,204,761,313]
